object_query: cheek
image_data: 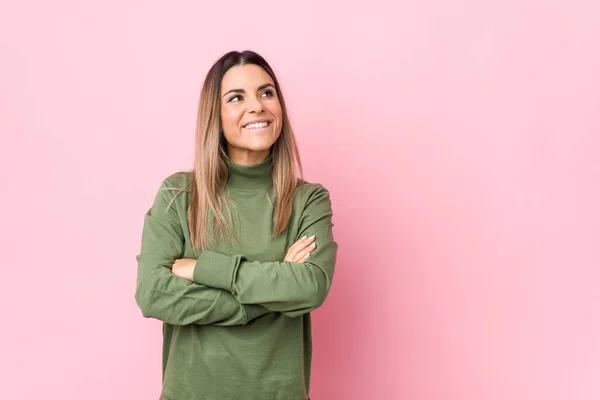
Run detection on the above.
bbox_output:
[221,108,241,128]
[269,103,283,121]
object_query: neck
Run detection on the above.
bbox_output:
[222,152,273,190]
[226,146,271,166]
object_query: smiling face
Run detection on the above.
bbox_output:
[220,64,283,165]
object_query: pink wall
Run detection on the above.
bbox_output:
[2,0,599,399]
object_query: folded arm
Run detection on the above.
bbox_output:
[192,184,338,318]
[135,180,270,326]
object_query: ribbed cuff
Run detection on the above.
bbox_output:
[193,250,238,291]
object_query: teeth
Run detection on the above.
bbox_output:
[244,121,269,129]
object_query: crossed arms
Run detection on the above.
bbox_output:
[134,180,338,326]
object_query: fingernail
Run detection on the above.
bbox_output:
[309,235,315,240]
[301,235,307,239]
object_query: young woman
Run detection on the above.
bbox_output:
[135,50,338,400]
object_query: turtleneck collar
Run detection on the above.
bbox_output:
[222,152,273,190]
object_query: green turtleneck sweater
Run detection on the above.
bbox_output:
[135,153,338,400]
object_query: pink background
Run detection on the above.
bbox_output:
[2,0,599,399]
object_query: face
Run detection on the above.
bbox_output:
[220,64,283,165]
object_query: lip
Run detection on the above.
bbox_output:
[242,119,272,129]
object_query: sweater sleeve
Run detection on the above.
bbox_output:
[192,184,338,318]
[135,178,271,326]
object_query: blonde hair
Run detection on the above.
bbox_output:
[188,50,304,251]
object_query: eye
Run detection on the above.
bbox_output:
[261,89,275,98]
[228,94,242,103]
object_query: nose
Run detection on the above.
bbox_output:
[247,95,264,113]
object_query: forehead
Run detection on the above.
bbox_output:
[221,64,274,90]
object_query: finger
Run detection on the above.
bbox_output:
[285,236,316,262]
[285,236,310,259]
[295,242,316,261]
[294,251,312,263]
[289,235,310,252]
[287,251,305,263]
[291,235,316,254]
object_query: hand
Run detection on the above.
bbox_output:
[284,235,316,262]
[172,258,196,282]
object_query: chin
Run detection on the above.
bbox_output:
[244,140,276,151]
[245,146,274,153]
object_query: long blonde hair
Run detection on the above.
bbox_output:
[188,50,304,251]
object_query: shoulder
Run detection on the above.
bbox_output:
[295,180,334,210]
[148,171,193,221]
[160,170,194,193]
[297,179,331,197]
[150,170,192,210]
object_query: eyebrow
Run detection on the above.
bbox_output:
[222,83,275,98]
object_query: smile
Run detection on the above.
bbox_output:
[243,121,271,130]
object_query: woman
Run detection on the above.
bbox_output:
[135,50,338,400]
